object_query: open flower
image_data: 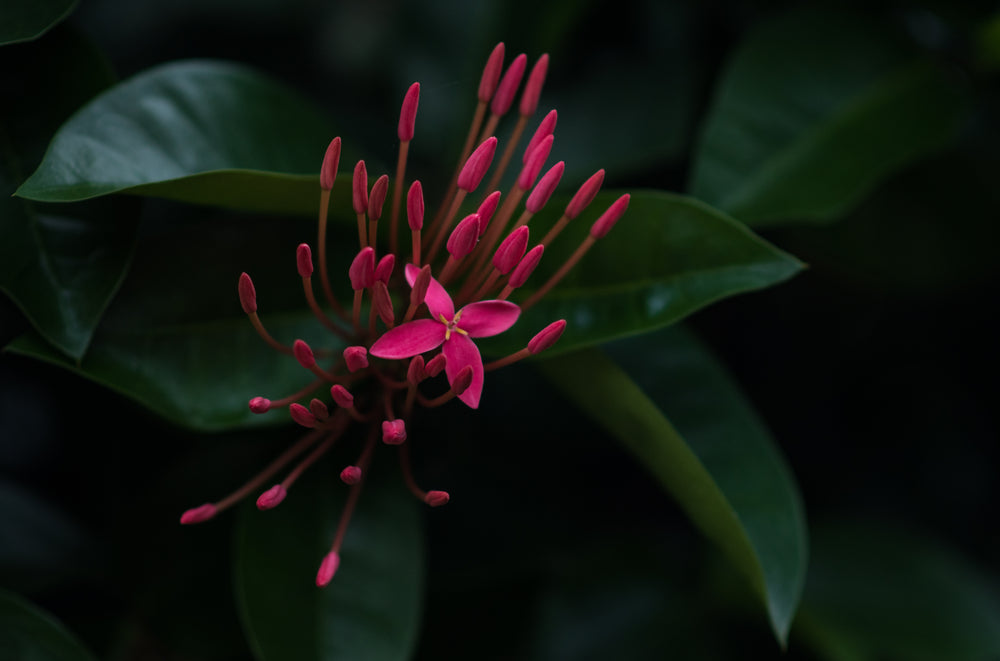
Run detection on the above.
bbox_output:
[370,264,520,408]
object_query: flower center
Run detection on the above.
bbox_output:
[439,310,469,341]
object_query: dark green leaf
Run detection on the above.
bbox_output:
[539,326,807,643]
[16,60,335,212]
[690,8,970,226]
[235,461,424,661]
[0,0,76,46]
[795,522,1000,661]
[0,589,98,661]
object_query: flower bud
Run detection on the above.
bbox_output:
[407,355,426,385]
[256,485,287,510]
[316,551,340,587]
[352,160,368,214]
[425,490,450,507]
[410,264,432,308]
[519,54,548,117]
[451,365,474,396]
[407,180,424,231]
[478,42,505,103]
[458,137,497,192]
[343,346,369,372]
[289,403,317,428]
[523,110,557,164]
[518,134,553,191]
[330,384,354,408]
[565,169,605,219]
[493,226,530,274]
[476,190,502,237]
[368,174,389,222]
[349,247,375,290]
[249,397,271,414]
[528,319,567,354]
[179,503,217,525]
[340,466,362,485]
[590,194,630,239]
[373,281,395,325]
[309,398,329,420]
[398,82,419,142]
[525,161,564,214]
[490,53,527,116]
[446,214,481,259]
[296,243,313,278]
[375,254,395,284]
[320,136,341,191]
[382,419,407,445]
[425,353,446,377]
[238,272,257,314]
[293,339,316,369]
[508,245,544,289]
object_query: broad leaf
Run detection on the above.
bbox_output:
[690,7,970,226]
[235,462,424,661]
[16,60,335,213]
[539,326,807,643]
[0,0,76,46]
[0,589,98,661]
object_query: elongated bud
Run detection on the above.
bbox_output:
[523,110,557,164]
[309,398,329,420]
[446,214,481,259]
[340,466,362,485]
[518,134,553,191]
[452,365,474,396]
[407,180,424,231]
[249,397,271,414]
[410,264,432,308]
[368,174,389,222]
[476,191,502,237]
[316,551,340,587]
[375,254,395,283]
[509,245,544,289]
[398,82,420,142]
[590,194,630,239]
[343,346,368,372]
[320,137,341,191]
[349,247,375,290]
[373,281,394,325]
[180,503,217,525]
[526,161,564,213]
[478,42,505,102]
[330,384,354,408]
[458,137,498,192]
[289,403,317,428]
[425,490,450,507]
[425,353,446,377]
[566,169,605,219]
[382,419,407,445]
[238,272,257,314]
[352,160,368,214]
[293,339,316,368]
[407,355,426,384]
[256,485,287,510]
[493,226,530,274]
[519,54,549,116]
[490,53,527,116]
[528,319,567,354]
[296,243,314,278]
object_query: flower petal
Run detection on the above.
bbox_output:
[443,334,485,409]
[369,319,446,359]
[458,300,521,338]
[405,263,454,319]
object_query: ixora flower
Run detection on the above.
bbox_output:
[180,42,630,586]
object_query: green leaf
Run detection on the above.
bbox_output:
[689,7,970,226]
[0,0,76,46]
[539,326,807,643]
[795,522,1000,661]
[0,589,98,661]
[486,190,803,356]
[235,462,424,661]
[16,60,335,213]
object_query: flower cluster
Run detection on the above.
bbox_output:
[180,43,630,585]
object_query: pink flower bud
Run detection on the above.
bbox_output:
[446,214,480,259]
[407,355,426,385]
[349,247,375,290]
[509,244,544,289]
[316,551,340,587]
[293,339,316,369]
[490,53,527,116]
[340,466,362,485]
[368,174,389,222]
[425,353,446,377]
[410,264,432,308]
[566,169,605,219]
[330,384,354,408]
[518,134,553,191]
[590,194,630,239]
[407,180,424,231]
[352,160,368,214]
[309,398,329,420]
[458,137,497,192]
[523,109,557,165]
[398,82,420,142]
[238,272,257,314]
[493,226,530,274]
[296,243,313,278]
[373,281,394,325]
[476,191,502,237]
[343,346,369,372]
[179,503,217,525]
[289,403,317,428]
[519,54,548,117]
[256,485,287,510]
[528,319,567,354]
[249,397,271,414]
[525,161,564,213]
[320,136,341,191]
[451,365,474,396]
[425,490,450,507]
[478,42,505,103]
[375,254,395,284]
[382,419,407,445]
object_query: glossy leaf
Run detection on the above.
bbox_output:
[539,326,807,643]
[0,589,98,661]
[485,190,803,356]
[235,463,424,661]
[690,7,970,226]
[0,0,76,46]
[16,60,335,212]
[795,522,1000,661]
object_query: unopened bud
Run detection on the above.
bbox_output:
[352,160,368,214]
[256,485,287,510]
[375,254,395,284]
[425,353,446,377]
[349,247,375,290]
[249,397,271,414]
[528,319,567,354]
[296,243,314,278]
[425,490,450,507]
[523,110,557,164]
[343,346,369,372]
[293,339,316,369]
[458,137,497,192]
[309,398,329,420]
[320,136,341,191]
[340,466,362,485]
[490,53,527,116]
[238,272,257,314]
[509,244,544,289]
[180,503,217,525]
[407,180,424,231]
[519,54,548,117]
[382,419,407,445]
[478,42,505,103]
[410,264,432,308]
[330,384,354,408]
[451,365,474,396]
[373,281,395,325]
[518,134,553,191]
[493,226,530,274]
[446,214,481,259]
[526,161,564,213]
[398,82,420,142]
[590,194,630,239]
[566,169,605,219]
[407,355,426,384]
[368,174,389,222]
[476,190,502,237]
[289,403,317,428]
[316,551,340,587]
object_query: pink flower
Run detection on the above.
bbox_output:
[369,264,519,408]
